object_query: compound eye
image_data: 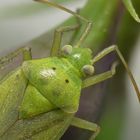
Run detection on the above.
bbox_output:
[61,45,73,56]
[82,65,95,75]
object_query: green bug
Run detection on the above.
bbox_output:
[0,0,140,140]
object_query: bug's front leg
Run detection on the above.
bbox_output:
[51,24,80,57]
[82,61,118,88]
[34,0,92,48]
[22,47,32,61]
[50,8,82,57]
[71,117,100,140]
[0,47,32,69]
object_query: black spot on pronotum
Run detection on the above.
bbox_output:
[52,67,56,70]
[65,79,69,83]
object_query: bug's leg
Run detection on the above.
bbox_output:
[0,48,23,68]
[0,47,32,69]
[71,117,100,140]
[82,61,118,88]
[34,0,92,48]
[22,47,32,60]
[51,9,82,56]
[69,9,82,45]
[51,24,80,57]
[91,45,140,102]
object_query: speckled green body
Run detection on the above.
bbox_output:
[0,48,92,139]
[0,0,139,139]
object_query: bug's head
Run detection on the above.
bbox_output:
[61,45,94,77]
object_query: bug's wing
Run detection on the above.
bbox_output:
[0,68,28,136]
[1,110,73,140]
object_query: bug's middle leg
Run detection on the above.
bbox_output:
[71,117,100,140]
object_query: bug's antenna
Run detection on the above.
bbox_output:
[115,47,140,102]
[92,45,140,102]
[34,0,92,48]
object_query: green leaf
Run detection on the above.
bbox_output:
[123,0,140,23]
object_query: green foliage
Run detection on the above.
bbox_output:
[117,0,140,57]
[123,0,140,23]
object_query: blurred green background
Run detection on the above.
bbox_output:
[0,0,140,140]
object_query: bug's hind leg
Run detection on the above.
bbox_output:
[71,117,100,140]
[51,24,80,57]
[82,61,118,88]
